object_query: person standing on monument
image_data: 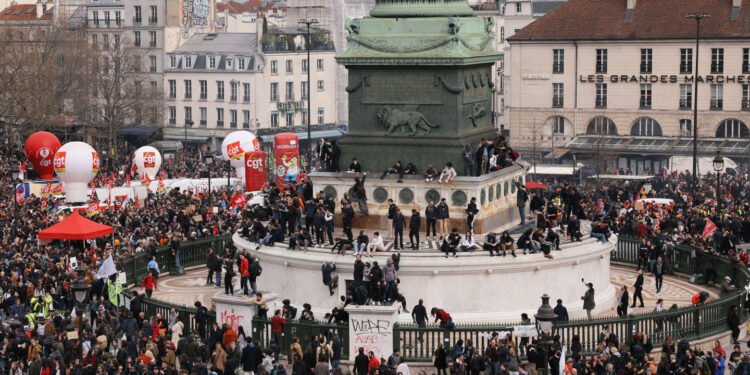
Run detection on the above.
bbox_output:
[409,208,421,250]
[582,282,596,320]
[517,183,529,226]
[387,199,398,239]
[437,198,450,238]
[462,145,474,177]
[425,200,438,240]
[352,173,368,216]
[392,208,406,250]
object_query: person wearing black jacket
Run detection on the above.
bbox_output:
[205,249,216,286]
[483,232,500,256]
[342,203,355,241]
[442,229,461,258]
[466,197,479,234]
[224,258,235,295]
[409,209,421,250]
[425,200,438,240]
[631,270,645,308]
[412,299,428,343]
[437,198,450,238]
[386,199,397,239]
[353,256,365,283]
[348,158,363,173]
[354,347,369,375]
[352,173,368,216]
[728,304,741,344]
[241,341,258,375]
[380,160,404,182]
[392,208,405,250]
[321,263,338,296]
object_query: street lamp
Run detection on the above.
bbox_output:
[299,17,318,173]
[687,11,711,197]
[534,294,557,375]
[713,151,724,208]
[71,267,91,312]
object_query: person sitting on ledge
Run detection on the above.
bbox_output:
[442,229,461,258]
[332,237,353,255]
[483,232,500,256]
[403,162,418,180]
[288,228,309,252]
[567,214,582,242]
[437,162,457,184]
[369,232,385,253]
[460,232,478,252]
[380,160,405,182]
[348,158,363,173]
[499,231,517,257]
[424,165,438,182]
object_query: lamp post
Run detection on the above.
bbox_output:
[184,120,194,153]
[713,151,724,209]
[299,17,318,173]
[534,294,557,375]
[687,11,711,198]
[71,267,90,323]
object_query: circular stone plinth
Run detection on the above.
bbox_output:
[233,234,619,321]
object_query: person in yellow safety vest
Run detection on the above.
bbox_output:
[29,296,43,315]
[107,278,122,307]
[42,294,53,317]
[26,311,37,330]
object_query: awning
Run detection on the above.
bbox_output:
[528,164,577,175]
[38,210,113,240]
[120,126,158,136]
[564,136,750,157]
[259,128,346,143]
[163,134,209,143]
[544,148,570,159]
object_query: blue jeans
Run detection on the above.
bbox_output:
[215,270,222,287]
[332,359,340,370]
[518,206,526,224]
[591,232,608,243]
[175,250,181,269]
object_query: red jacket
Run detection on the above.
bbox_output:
[142,274,157,290]
[240,257,250,277]
[436,309,451,324]
[368,356,380,373]
[271,315,286,334]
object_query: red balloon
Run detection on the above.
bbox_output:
[24,131,61,180]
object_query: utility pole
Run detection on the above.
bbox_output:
[299,17,318,172]
[687,11,710,198]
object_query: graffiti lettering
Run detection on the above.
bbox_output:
[220,308,245,331]
[352,319,391,335]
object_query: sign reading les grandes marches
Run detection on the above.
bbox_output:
[579,74,750,84]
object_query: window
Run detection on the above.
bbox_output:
[185,56,192,68]
[270,60,278,74]
[92,34,97,45]
[639,84,652,109]
[149,5,157,23]
[208,56,216,69]
[271,112,279,128]
[134,31,140,47]
[285,82,294,100]
[301,109,307,126]
[596,49,607,74]
[103,34,109,49]
[243,83,250,102]
[317,107,325,124]
[640,49,652,73]
[230,110,237,128]
[679,119,692,137]
[631,117,662,136]
[317,59,324,71]
[169,55,177,68]
[230,81,237,101]
[270,83,278,101]
[286,111,294,127]
[114,34,119,48]
[134,6,141,23]
[216,108,224,127]
[586,116,617,135]
[168,80,176,99]
[199,80,207,99]
[242,110,250,128]
[150,81,157,94]
[500,26,504,43]
[226,59,233,69]
[680,48,693,74]
[92,11,99,26]
[744,48,750,74]
[199,107,207,126]
[552,83,563,107]
[552,49,564,73]
[168,106,176,124]
[216,81,224,100]
[317,80,324,91]
[743,84,750,111]
[149,31,156,47]
[238,58,245,70]
[710,84,723,110]
[115,11,121,26]
[551,116,565,135]
[104,11,110,27]
[285,60,293,74]
[515,2,521,12]
[716,119,749,138]
[184,80,192,99]
[711,48,724,74]
[302,59,308,73]
[679,84,692,109]
[184,107,192,123]
[301,81,308,100]
[149,55,156,72]
[595,83,607,108]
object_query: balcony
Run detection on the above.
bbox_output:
[217,94,224,101]
[595,63,607,74]
[133,16,142,25]
[744,63,750,74]
[230,95,237,102]
[595,98,607,108]
[185,93,191,99]
[199,120,207,126]
[710,99,723,110]
[148,17,157,24]
[217,121,224,127]
[230,122,237,128]
[743,99,750,111]
[149,66,157,73]
[243,96,250,103]
[679,99,692,110]
[680,63,691,74]
[168,118,176,125]
[552,63,563,74]
[242,122,250,129]
[639,99,651,109]
[640,63,652,74]
[285,94,295,101]
[711,63,723,74]
[552,97,563,108]
[184,120,192,126]
[149,41,156,47]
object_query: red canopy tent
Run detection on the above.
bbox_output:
[525,181,549,190]
[38,210,113,240]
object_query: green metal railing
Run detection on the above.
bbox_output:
[251,316,350,360]
[393,236,750,362]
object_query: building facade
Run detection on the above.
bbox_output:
[508,0,750,173]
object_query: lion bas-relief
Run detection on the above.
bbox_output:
[376,106,440,136]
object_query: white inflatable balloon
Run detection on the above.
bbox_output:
[133,146,162,180]
[54,142,100,203]
[221,130,260,181]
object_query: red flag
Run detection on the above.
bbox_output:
[130,163,136,178]
[125,174,131,187]
[160,170,167,180]
[41,199,47,211]
[213,222,219,236]
[156,177,165,193]
[702,219,717,239]
[230,193,247,208]
[141,173,151,185]
[87,201,100,216]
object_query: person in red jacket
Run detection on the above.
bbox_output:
[431,307,454,329]
[141,273,157,298]
[240,253,250,296]
[271,309,286,346]
[367,351,380,374]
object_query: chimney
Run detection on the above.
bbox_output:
[626,0,636,10]
[35,1,42,18]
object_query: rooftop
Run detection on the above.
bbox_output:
[174,33,258,54]
[0,3,53,22]
[510,0,750,42]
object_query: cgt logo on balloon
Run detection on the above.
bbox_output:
[226,141,244,160]
[37,147,53,167]
[53,152,66,173]
[244,151,267,192]
[91,152,100,173]
[143,152,156,168]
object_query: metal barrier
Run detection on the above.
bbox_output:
[393,236,749,362]
[251,316,350,360]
